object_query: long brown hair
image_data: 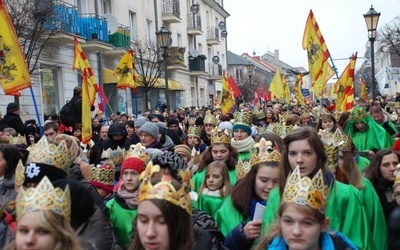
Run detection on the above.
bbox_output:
[315,113,338,132]
[279,127,327,197]
[199,161,232,197]
[336,146,363,189]
[198,143,238,171]
[256,203,326,250]
[365,149,400,189]
[231,161,279,218]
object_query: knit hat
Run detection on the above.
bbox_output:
[135,117,149,128]
[139,122,159,140]
[219,121,233,131]
[195,117,204,126]
[121,157,146,174]
[167,118,180,127]
[152,152,187,180]
[232,111,252,136]
[7,103,19,113]
[174,145,192,160]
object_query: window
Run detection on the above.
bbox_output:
[102,0,111,14]
[191,87,196,106]
[200,88,205,105]
[129,11,137,41]
[177,33,182,47]
[40,65,61,116]
[146,19,153,42]
[198,43,203,55]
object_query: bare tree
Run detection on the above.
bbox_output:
[132,39,163,110]
[378,16,400,58]
[5,0,61,74]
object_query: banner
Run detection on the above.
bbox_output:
[335,53,357,111]
[269,70,285,100]
[114,49,136,89]
[0,0,31,96]
[221,72,233,114]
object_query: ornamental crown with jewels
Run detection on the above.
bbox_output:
[138,161,192,214]
[125,143,148,163]
[282,166,330,214]
[250,138,281,166]
[16,176,71,221]
[210,127,231,144]
[90,161,115,186]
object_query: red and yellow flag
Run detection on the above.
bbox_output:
[282,74,290,103]
[335,53,357,111]
[0,0,31,96]
[302,10,334,99]
[360,77,369,100]
[294,74,305,105]
[81,71,92,143]
[221,72,233,114]
[73,37,97,105]
[269,70,285,100]
[114,49,136,89]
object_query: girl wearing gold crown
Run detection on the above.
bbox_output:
[216,138,280,250]
[5,177,82,250]
[255,166,357,250]
[194,161,232,217]
[315,113,338,133]
[192,128,238,192]
[261,127,373,250]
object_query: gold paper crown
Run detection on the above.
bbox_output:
[203,110,218,126]
[234,111,252,126]
[27,135,79,172]
[188,126,202,138]
[187,117,196,127]
[191,147,200,165]
[236,159,252,180]
[138,161,192,214]
[9,134,27,145]
[250,138,281,166]
[270,123,299,138]
[125,143,148,163]
[91,162,115,186]
[15,160,25,187]
[311,106,328,121]
[16,176,71,221]
[210,127,231,144]
[282,166,330,214]
[333,110,342,121]
[319,128,352,152]
[351,106,368,122]
[101,146,126,165]
[394,164,400,187]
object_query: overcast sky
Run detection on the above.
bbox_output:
[224,0,400,74]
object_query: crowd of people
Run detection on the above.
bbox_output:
[0,96,399,249]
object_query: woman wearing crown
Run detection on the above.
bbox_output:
[261,127,373,250]
[255,166,358,250]
[215,138,280,250]
[5,177,83,250]
[192,128,238,192]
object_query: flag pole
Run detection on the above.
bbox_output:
[329,56,340,79]
[29,87,43,136]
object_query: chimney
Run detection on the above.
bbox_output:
[274,49,279,66]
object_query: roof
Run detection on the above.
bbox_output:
[227,51,251,65]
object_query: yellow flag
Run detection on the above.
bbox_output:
[269,70,285,100]
[282,74,290,103]
[81,71,92,144]
[0,0,32,96]
[335,53,357,111]
[114,50,136,89]
[294,74,305,105]
[221,72,233,114]
[360,78,369,100]
[302,10,333,99]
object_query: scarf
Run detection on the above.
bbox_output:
[231,136,255,153]
[202,188,222,197]
[117,186,139,209]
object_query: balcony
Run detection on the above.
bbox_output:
[208,63,223,80]
[162,0,181,23]
[189,55,208,76]
[167,47,186,71]
[187,14,203,36]
[206,26,220,45]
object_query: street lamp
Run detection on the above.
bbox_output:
[156,26,172,110]
[364,5,380,100]
[246,62,254,102]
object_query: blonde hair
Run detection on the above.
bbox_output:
[200,161,232,197]
[6,210,83,250]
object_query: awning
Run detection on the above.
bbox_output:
[102,68,186,91]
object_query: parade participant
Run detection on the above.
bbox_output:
[185,125,207,153]
[365,149,399,223]
[254,108,268,134]
[370,105,399,137]
[337,111,351,130]
[90,124,110,164]
[0,103,36,137]
[265,108,278,125]
[89,161,115,203]
[195,161,232,217]
[128,162,194,250]
[72,123,82,141]
[92,117,102,143]
[167,117,185,144]
[125,120,135,138]
[320,129,387,249]
[261,127,372,250]
[394,164,400,206]
[255,166,357,250]
[43,122,60,142]
[232,111,255,179]
[5,177,83,250]
[285,114,301,126]
[315,113,338,133]
[200,111,218,146]
[138,122,162,149]
[218,114,233,132]
[217,138,281,250]
[343,106,394,153]
[192,128,238,191]
[107,152,146,248]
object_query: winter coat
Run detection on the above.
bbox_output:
[0,176,16,248]
[0,112,35,136]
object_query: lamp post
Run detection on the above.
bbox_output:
[156,26,172,110]
[364,5,380,100]
[246,62,254,102]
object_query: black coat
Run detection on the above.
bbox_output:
[0,112,35,136]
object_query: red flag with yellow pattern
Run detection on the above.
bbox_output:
[221,72,233,114]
